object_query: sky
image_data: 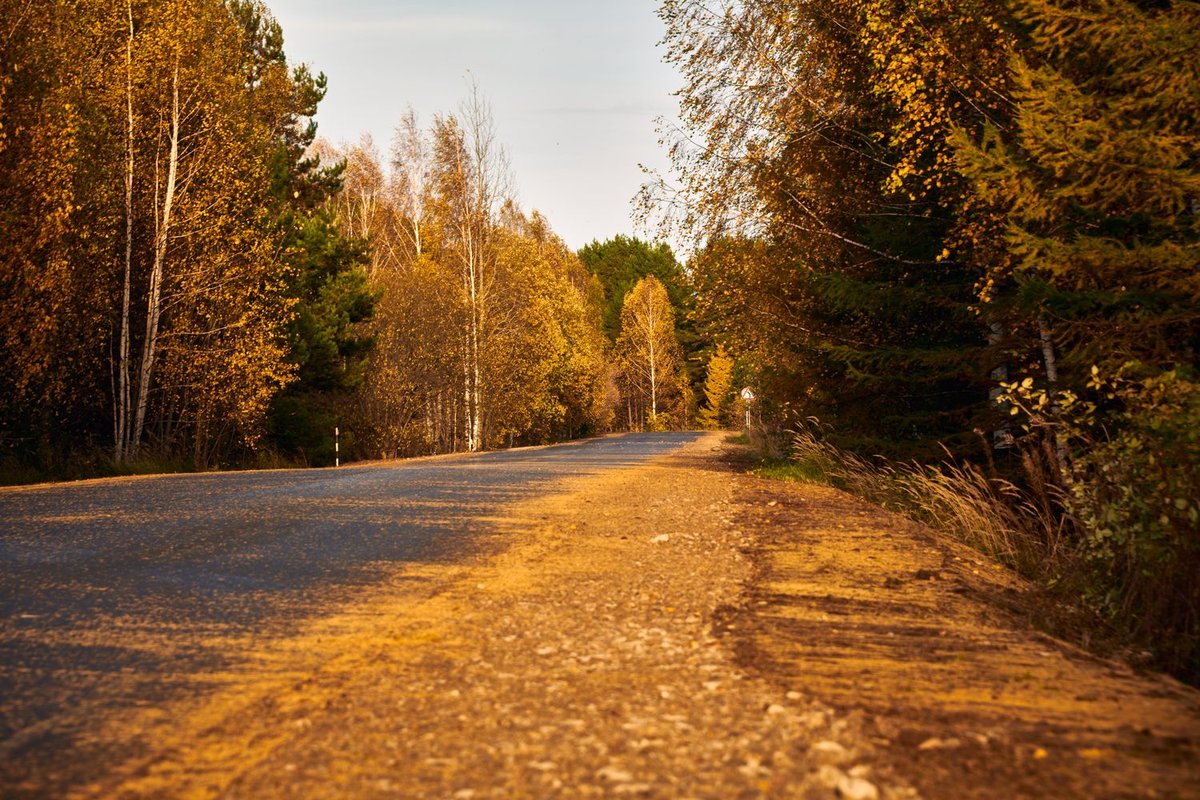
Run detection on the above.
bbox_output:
[265,0,681,251]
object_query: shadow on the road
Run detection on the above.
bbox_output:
[0,432,702,794]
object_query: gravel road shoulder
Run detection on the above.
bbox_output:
[730,471,1200,799]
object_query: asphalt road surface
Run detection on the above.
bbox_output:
[0,432,701,795]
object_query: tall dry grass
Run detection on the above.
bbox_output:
[790,422,1070,578]
[784,420,1200,682]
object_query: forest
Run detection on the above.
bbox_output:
[0,0,705,479]
[640,0,1198,680]
[1,0,1197,678]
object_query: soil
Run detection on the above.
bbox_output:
[728,473,1200,799]
[59,433,1200,797]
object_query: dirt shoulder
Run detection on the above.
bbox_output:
[730,470,1200,799]
[79,433,1200,798]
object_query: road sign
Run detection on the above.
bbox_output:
[740,388,756,429]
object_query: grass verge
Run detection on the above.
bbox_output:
[745,424,1134,670]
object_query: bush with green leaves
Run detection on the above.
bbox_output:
[1004,365,1200,678]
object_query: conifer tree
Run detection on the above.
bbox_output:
[956,0,1199,375]
[955,0,1200,673]
[699,344,734,429]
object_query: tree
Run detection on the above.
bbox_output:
[577,236,687,341]
[266,205,375,466]
[956,0,1198,377]
[127,0,303,465]
[1,0,127,468]
[263,135,377,465]
[646,0,1009,458]
[955,0,1200,675]
[616,276,682,429]
[388,107,431,265]
[578,235,708,422]
[424,84,512,452]
[338,102,613,458]
[699,344,734,429]
[0,0,351,471]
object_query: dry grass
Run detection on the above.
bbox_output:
[789,424,1070,579]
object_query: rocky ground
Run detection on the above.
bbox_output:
[64,433,1200,797]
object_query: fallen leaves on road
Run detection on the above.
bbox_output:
[29,433,1200,799]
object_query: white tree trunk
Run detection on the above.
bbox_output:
[1037,313,1068,468]
[647,290,658,421]
[115,0,135,463]
[130,63,180,457]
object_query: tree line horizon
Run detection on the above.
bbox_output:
[0,0,731,481]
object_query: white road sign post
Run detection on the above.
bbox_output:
[740,387,755,429]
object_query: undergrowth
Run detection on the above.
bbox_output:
[740,421,1181,678]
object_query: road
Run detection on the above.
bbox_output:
[3,431,1198,798]
[0,432,701,796]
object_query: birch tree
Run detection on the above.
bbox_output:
[389,108,431,264]
[115,0,136,463]
[616,276,681,430]
[428,86,511,451]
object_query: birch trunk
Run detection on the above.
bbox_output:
[647,290,658,421]
[130,63,180,457]
[1037,313,1068,468]
[470,267,482,451]
[462,328,473,452]
[115,0,135,463]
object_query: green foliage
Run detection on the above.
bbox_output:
[578,236,686,341]
[281,211,375,392]
[235,10,377,466]
[1004,366,1200,677]
[266,207,374,466]
[578,235,711,417]
[754,460,828,484]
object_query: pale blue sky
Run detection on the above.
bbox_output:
[266,0,679,250]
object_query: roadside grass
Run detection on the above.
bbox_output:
[752,459,828,484]
[0,450,310,487]
[745,423,1125,665]
[0,455,198,487]
[745,424,1065,573]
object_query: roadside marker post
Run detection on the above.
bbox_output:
[740,387,756,430]
[335,426,340,467]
